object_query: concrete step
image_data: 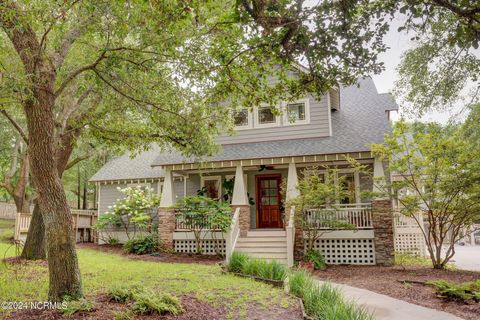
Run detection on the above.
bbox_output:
[247,230,286,237]
[234,251,288,260]
[234,246,287,253]
[238,235,286,242]
[234,241,287,248]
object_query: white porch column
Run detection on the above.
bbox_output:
[160,168,175,207]
[286,162,299,201]
[231,165,248,205]
[373,157,387,196]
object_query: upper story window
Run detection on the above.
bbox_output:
[255,106,280,128]
[284,99,310,125]
[233,109,252,130]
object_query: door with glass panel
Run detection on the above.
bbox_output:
[256,174,283,228]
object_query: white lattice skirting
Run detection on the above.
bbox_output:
[395,233,426,257]
[174,239,225,255]
[308,238,376,265]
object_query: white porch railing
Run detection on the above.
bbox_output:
[225,207,241,263]
[304,203,373,230]
[286,206,295,267]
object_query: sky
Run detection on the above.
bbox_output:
[370,16,464,124]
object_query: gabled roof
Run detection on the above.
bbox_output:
[89,145,165,182]
[90,77,397,181]
[151,77,397,166]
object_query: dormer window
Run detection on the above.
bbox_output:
[233,108,252,130]
[283,99,310,125]
[255,106,280,128]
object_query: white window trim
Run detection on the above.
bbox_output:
[233,108,253,131]
[200,176,222,198]
[282,98,310,126]
[254,105,280,128]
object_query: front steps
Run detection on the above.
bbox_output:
[234,230,288,265]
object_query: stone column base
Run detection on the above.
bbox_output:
[231,205,250,237]
[158,207,176,252]
[372,199,394,266]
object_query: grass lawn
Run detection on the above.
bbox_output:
[0,220,299,319]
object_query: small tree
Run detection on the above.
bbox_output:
[372,120,480,269]
[285,167,355,251]
[95,186,160,242]
[175,195,231,254]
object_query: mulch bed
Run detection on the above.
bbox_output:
[6,293,302,320]
[314,265,480,320]
[77,243,223,265]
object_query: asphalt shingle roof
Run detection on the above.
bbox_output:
[89,145,166,182]
[151,77,397,165]
[90,77,397,181]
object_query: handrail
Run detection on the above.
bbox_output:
[225,207,241,263]
[304,204,373,229]
[286,206,295,267]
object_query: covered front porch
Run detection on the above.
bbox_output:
[157,152,394,267]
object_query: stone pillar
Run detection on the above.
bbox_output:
[293,224,304,262]
[158,207,176,251]
[372,199,395,266]
[231,165,250,236]
[231,205,250,236]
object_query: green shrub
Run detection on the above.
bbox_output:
[227,251,249,273]
[288,270,373,320]
[227,252,287,281]
[123,235,158,254]
[61,298,95,316]
[428,279,480,302]
[108,284,140,303]
[131,291,183,315]
[113,309,135,320]
[304,249,326,270]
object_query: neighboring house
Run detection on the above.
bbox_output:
[90,76,398,266]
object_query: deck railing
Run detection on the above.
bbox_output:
[286,206,295,267]
[303,203,373,230]
[174,211,222,231]
[14,209,98,242]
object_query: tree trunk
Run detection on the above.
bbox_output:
[82,182,87,210]
[3,2,82,301]
[20,204,45,260]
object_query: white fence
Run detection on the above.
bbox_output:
[304,203,373,230]
[393,212,426,257]
[0,202,33,220]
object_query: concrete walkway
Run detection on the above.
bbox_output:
[316,280,464,320]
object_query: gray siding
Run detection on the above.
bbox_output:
[216,93,331,145]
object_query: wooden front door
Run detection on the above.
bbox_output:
[256,174,283,228]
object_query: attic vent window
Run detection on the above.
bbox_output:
[234,109,249,127]
[258,107,276,124]
[287,102,306,121]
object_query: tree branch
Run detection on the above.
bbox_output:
[0,109,29,144]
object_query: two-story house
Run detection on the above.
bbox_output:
[90,76,398,267]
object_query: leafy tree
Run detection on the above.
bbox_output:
[372,120,480,269]
[391,1,480,114]
[175,195,231,254]
[285,167,354,251]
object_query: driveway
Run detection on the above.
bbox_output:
[450,245,480,271]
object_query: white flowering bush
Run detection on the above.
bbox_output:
[95,186,160,242]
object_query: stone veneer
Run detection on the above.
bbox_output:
[372,199,395,266]
[158,207,176,251]
[231,205,250,236]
